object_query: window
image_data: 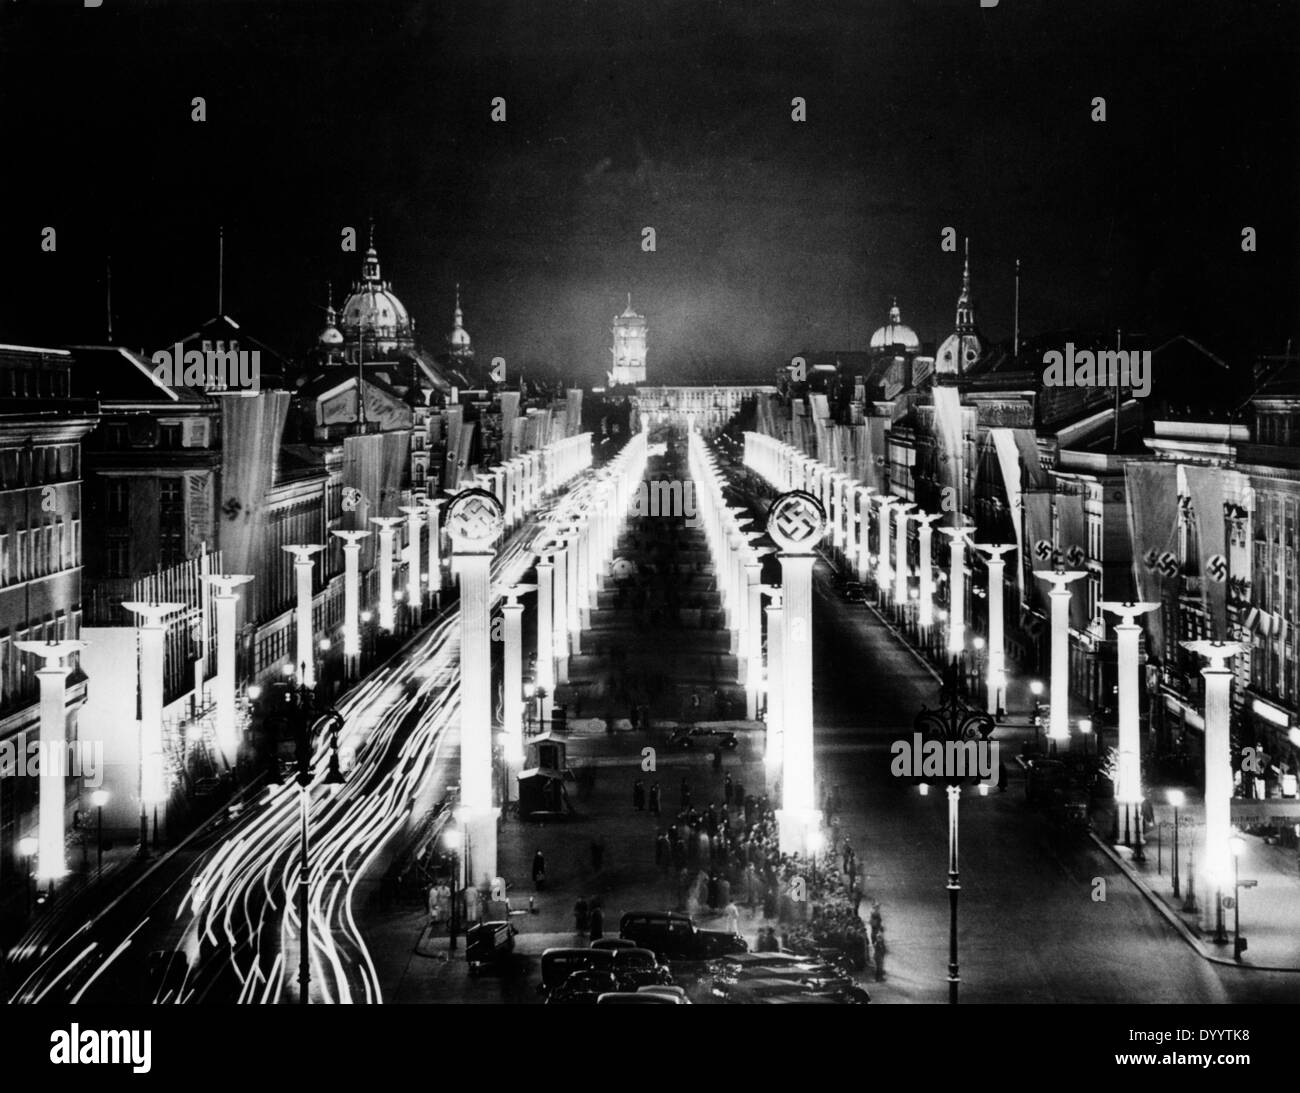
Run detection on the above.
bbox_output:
[105,535,129,578]
[107,480,128,521]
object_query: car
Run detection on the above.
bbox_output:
[539,947,615,994]
[668,727,739,751]
[596,991,682,1004]
[709,954,852,991]
[611,947,674,990]
[590,937,640,952]
[546,970,620,1005]
[618,911,749,961]
[713,977,870,1005]
[838,581,868,603]
[637,984,690,1002]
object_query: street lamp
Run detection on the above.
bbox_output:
[91,789,109,877]
[1167,788,1184,899]
[914,680,996,1005]
[444,828,463,950]
[1029,680,1044,752]
[247,683,262,701]
[1079,718,1093,759]
[18,836,37,915]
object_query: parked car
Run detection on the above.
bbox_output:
[668,727,739,751]
[590,937,639,952]
[619,911,748,961]
[539,947,614,995]
[612,947,674,990]
[714,977,870,1004]
[546,970,620,1005]
[596,991,681,1004]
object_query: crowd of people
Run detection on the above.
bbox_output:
[646,776,886,979]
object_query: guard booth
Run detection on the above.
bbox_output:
[517,733,574,820]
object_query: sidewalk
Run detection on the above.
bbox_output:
[1093,798,1300,972]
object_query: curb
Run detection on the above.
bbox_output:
[1089,830,1300,974]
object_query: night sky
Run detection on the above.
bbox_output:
[2,0,1297,385]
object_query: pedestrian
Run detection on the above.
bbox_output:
[712,746,723,771]
[589,902,604,941]
[591,837,604,872]
[681,778,692,811]
[724,773,734,806]
[649,780,661,815]
[633,778,645,811]
[532,850,546,889]
[724,900,740,936]
[842,837,854,875]
[852,883,864,918]
[655,831,670,870]
[869,900,883,942]
[734,779,745,809]
[873,930,887,982]
[574,896,590,932]
[707,873,720,910]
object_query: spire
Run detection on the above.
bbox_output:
[325,281,336,324]
[362,219,381,284]
[955,237,975,332]
[888,296,901,324]
[454,282,463,326]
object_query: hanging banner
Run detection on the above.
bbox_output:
[1124,461,1179,663]
[566,389,584,438]
[219,390,289,589]
[1023,488,1055,610]
[1184,464,1228,640]
[500,391,520,458]
[1056,484,1088,629]
[990,429,1026,606]
[932,385,964,515]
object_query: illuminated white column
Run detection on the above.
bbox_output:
[856,487,875,583]
[576,516,593,630]
[204,574,253,762]
[940,526,969,656]
[916,514,941,631]
[973,544,1016,716]
[1184,641,1243,902]
[535,554,555,722]
[283,545,324,687]
[894,502,914,605]
[830,473,846,550]
[1103,601,1158,840]
[564,527,583,654]
[447,489,506,888]
[422,498,444,606]
[122,602,185,821]
[15,640,87,881]
[552,543,569,684]
[843,478,858,565]
[370,518,402,632]
[763,588,784,794]
[400,505,424,626]
[502,584,533,794]
[332,531,369,677]
[769,492,826,856]
[876,495,897,595]
[742,556,764,711]
[1036,569,1087,740]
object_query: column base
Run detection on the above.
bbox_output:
[776,807,823,857]
[580,607,592,629]
[556,657,570,685]
[457,806,501,893]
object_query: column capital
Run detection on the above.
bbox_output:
[369,517,404,530]
[332,529,371,544]
[1036,569,1088,588]
[121,601,187,625]
[1101,600,1159,622]
[399,504,426,518]
[970,542,1016,560]
[15,639,87,664]
[914,511,944,528]
[939,524,971,542]
[205,573,254,595]
[503,583,536,605]
[282,543,325,559]
[1182,640,1244,669]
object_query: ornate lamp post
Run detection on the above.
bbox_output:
[913,678,996,1004]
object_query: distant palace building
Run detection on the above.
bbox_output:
[609,295,647,387]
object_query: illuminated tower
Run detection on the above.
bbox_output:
[610,294,647,386]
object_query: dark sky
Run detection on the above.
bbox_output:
[2,0,1297,385]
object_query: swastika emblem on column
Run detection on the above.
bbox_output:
[767,490,827,552]
[447,488,505,548]
[1205,554,1228,583]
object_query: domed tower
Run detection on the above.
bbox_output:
[446,283,474,365]
[339,225,416,358]
[935,239,984,375]
[869,297,920,354]
[610,294,647,386]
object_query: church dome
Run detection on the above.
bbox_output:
[318,303,344,346]
[339,233,415,351]
[870,298,920,351]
